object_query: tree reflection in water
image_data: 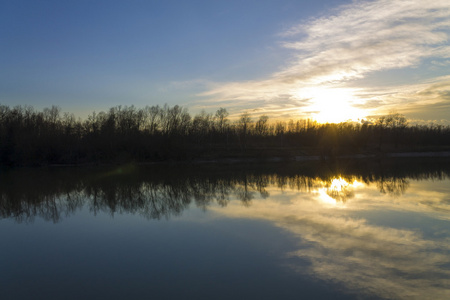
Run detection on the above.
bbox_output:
[2,159,450,299]
[1,159,449,223]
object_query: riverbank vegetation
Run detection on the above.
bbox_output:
[1,104,450,166]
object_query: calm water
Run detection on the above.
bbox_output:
[1,160,450,300]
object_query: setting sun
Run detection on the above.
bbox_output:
[304,88,366,123]
[2,0,450,298]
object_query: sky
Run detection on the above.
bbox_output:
[1,0,450,124]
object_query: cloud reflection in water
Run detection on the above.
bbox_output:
[212,177,450,300]
[1,164,450,299]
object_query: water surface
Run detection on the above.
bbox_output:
[1,159,450,299]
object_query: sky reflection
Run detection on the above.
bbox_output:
[1,163,450,299]
[211,177,450,299]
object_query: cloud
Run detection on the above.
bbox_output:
[196,0,450,122]
[351,75,450,123]
[280,0,450,81]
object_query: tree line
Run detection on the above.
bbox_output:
[1,104,450,166]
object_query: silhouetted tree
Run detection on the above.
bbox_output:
[0,104,449,166]
[237,112,252,151]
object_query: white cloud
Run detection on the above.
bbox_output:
[196,0,450,122]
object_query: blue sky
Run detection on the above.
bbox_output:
[1,0,450,123]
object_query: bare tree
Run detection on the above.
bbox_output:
[255,115,269,136]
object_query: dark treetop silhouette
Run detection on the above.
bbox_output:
[1,104,449,166]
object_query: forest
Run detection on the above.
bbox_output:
[1,104,450,166]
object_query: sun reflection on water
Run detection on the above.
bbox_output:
[317,177,364,205]
[211,175,450,300]
[330,177,349,191]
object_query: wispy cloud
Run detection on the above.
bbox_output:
[196,0,450,122]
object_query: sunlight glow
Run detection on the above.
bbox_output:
[330,178,349,191]
[318,189,338,205]
[297,87,367,123]
[317,177,365,205]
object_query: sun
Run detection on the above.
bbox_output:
[298,87,366,123]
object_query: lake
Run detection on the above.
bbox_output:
[1,159,450,299]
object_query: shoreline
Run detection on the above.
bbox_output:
[46,150,450,167]
[2,151,450,169]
